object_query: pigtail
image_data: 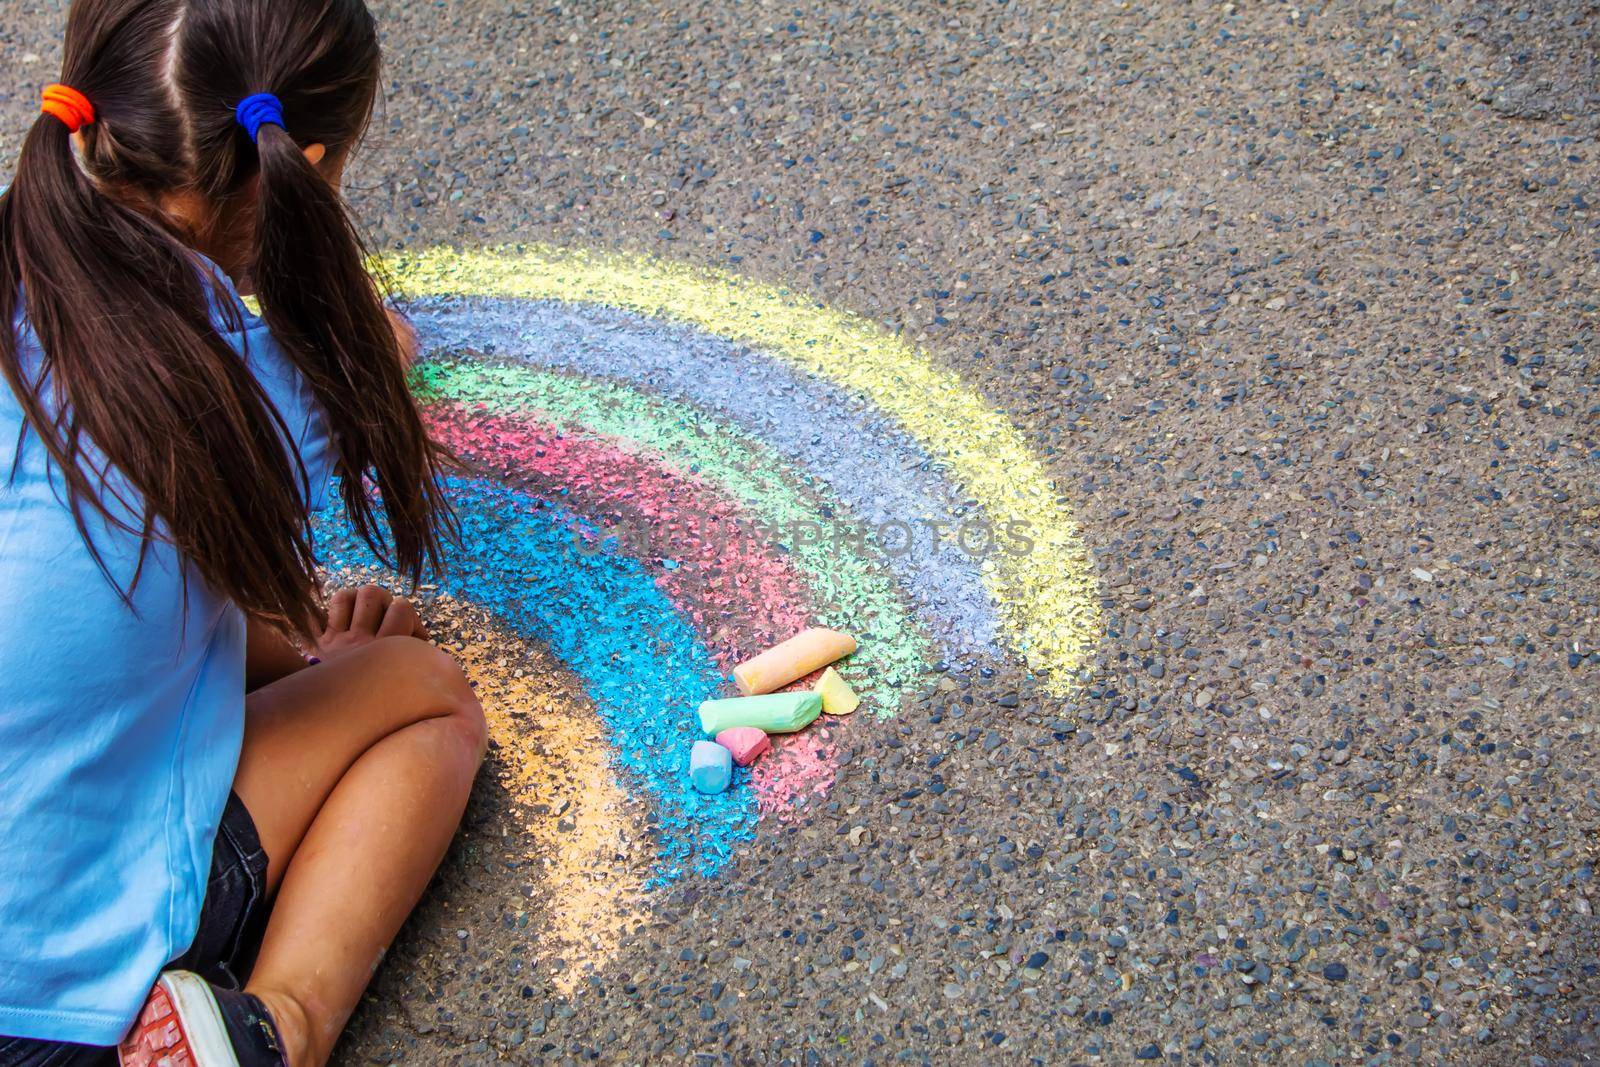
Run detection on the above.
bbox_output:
[0,0,451,639]
[250,119,454,587]
[0,86,321,633]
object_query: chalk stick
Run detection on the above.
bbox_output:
[733,627,857,696]
[815,667,860,716]
[698,691,822,738]
[715,726,772,766]
[689,740,733,794]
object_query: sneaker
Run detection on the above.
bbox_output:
[117,970,288,1067]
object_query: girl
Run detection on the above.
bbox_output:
[0,1,487,1065]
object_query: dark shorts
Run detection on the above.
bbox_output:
[0,793,271,1067]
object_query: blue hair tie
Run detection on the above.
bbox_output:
[235,92,285,142]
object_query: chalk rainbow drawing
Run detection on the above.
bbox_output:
[317,245,1100,976]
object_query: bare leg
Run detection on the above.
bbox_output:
[231,598,485,1067]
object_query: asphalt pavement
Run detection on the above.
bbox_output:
[2,0,1597,1063]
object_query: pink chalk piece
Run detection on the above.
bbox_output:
[715,726,772,767]
[426,402,847,815]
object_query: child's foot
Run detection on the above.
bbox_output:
[117,971,290,1067]
[243,986,313,1067]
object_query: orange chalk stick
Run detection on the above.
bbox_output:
[733,627,857,696]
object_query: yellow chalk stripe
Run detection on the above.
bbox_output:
[385,246,1102,693]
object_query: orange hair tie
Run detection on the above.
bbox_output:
[41,84,95,132]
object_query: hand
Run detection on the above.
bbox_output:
[315,585,430,661]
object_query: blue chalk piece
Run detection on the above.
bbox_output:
[689,740,733,795]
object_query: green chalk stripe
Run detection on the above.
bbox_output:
[411,357,935,709]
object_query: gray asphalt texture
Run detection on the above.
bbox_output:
[3,1,1598,1063]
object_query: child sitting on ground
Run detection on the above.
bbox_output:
[0,2,485,1064]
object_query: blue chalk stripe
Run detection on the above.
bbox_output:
[402,295,1005,664]
[316,475,755,884]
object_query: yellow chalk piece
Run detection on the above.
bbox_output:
[733,627,857,696]
[815,667,860,716]
[384,245,1105,695]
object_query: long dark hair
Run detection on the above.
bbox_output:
[0,0,451,639]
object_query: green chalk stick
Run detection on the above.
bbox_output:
[697,692,822,738]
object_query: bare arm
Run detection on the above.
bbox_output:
[246,616,311,692]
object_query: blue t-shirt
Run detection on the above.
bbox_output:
[0,260,335,1045]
